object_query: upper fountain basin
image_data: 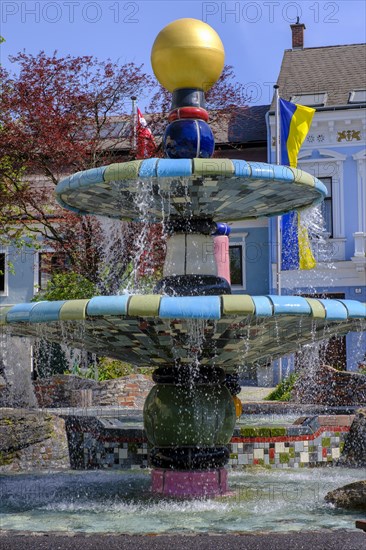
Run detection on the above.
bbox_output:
[56,159,327,222]
[1,295,364,371]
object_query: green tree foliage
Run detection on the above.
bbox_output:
[34,272,97,302]
[265,373,298,401]
[97,357,135,380]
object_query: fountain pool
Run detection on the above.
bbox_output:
[1,468,365,534]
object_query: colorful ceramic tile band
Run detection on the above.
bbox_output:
[56,159,327,221]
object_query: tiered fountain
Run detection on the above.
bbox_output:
[1,19,365,497]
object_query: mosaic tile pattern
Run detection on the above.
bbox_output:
[74,416,350,470]
[56,159,327,222]
[84,439,148,470]
[2,295,364,372]
[229,419,350,469]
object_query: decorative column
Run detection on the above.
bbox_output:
[144,366,236,496]
[155,219,231,296]
[143,18,237,496]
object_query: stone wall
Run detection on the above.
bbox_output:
[0,408,355,472]
[0,408,70,472]
[93,375,154,408]
[33,374,154,409]
[292,365,366,406]
[33,375,97,408]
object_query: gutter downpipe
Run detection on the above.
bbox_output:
[265,109,273,295]
[274,85,283,382]
[131,96,137,154]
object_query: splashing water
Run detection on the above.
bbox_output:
[0,468,364,533]
[288,205,337,294]
[96,217,133,295]
[185,319,208,368]
[102,177,167,295]
[0,329,37,407]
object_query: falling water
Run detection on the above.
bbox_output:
[287,205,337,294]
[185,319,207,367]
[31,319,97,381]
[0,327,37,407]
[96,217,134,295]
[294,335,322,383]
[235,319,254,382]
[127,178,155,293]
[99,177,167,295]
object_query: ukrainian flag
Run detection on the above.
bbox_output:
[281,211,316,270]
[279,98,316,271]
[280,98,315,168]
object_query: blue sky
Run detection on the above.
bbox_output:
[1,1,365,109]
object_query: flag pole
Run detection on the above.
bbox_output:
[131,95,137,153]
[274,84,283,381]
[274,85,281,296]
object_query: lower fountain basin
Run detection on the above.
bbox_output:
[0,468,365,533]
[1,295,364,372]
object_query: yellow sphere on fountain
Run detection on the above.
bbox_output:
[151,18,225,92]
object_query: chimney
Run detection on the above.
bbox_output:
[290,18,305,49]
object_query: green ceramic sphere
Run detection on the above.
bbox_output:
[143,384,236,447]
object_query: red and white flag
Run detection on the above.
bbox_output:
[136,107,156,159]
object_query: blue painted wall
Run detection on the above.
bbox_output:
[230,226,270,295]
[245,227,270,295]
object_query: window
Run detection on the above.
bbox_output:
[290,92,327,107]
[38,252,69,290]
[349,90,366,104]
[0,253,5,293]
[229,245,243,286]
[320,177,333,236]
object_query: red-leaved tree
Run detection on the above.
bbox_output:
[1,54,249,290]
[0,52,154,287]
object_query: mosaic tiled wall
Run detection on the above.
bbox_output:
[229,433,346,469]
[228,415,352,469]
[74,415,352,470]
[83,437,148,470]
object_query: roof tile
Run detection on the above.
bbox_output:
[271,44,366,108]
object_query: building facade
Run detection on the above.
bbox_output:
[268,24,366,375]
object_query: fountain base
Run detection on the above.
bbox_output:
[151,468,228,497]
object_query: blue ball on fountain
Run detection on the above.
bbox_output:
[163,119,215,159]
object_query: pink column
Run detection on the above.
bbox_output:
[151,468,228,497]
[214,235,230,284]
